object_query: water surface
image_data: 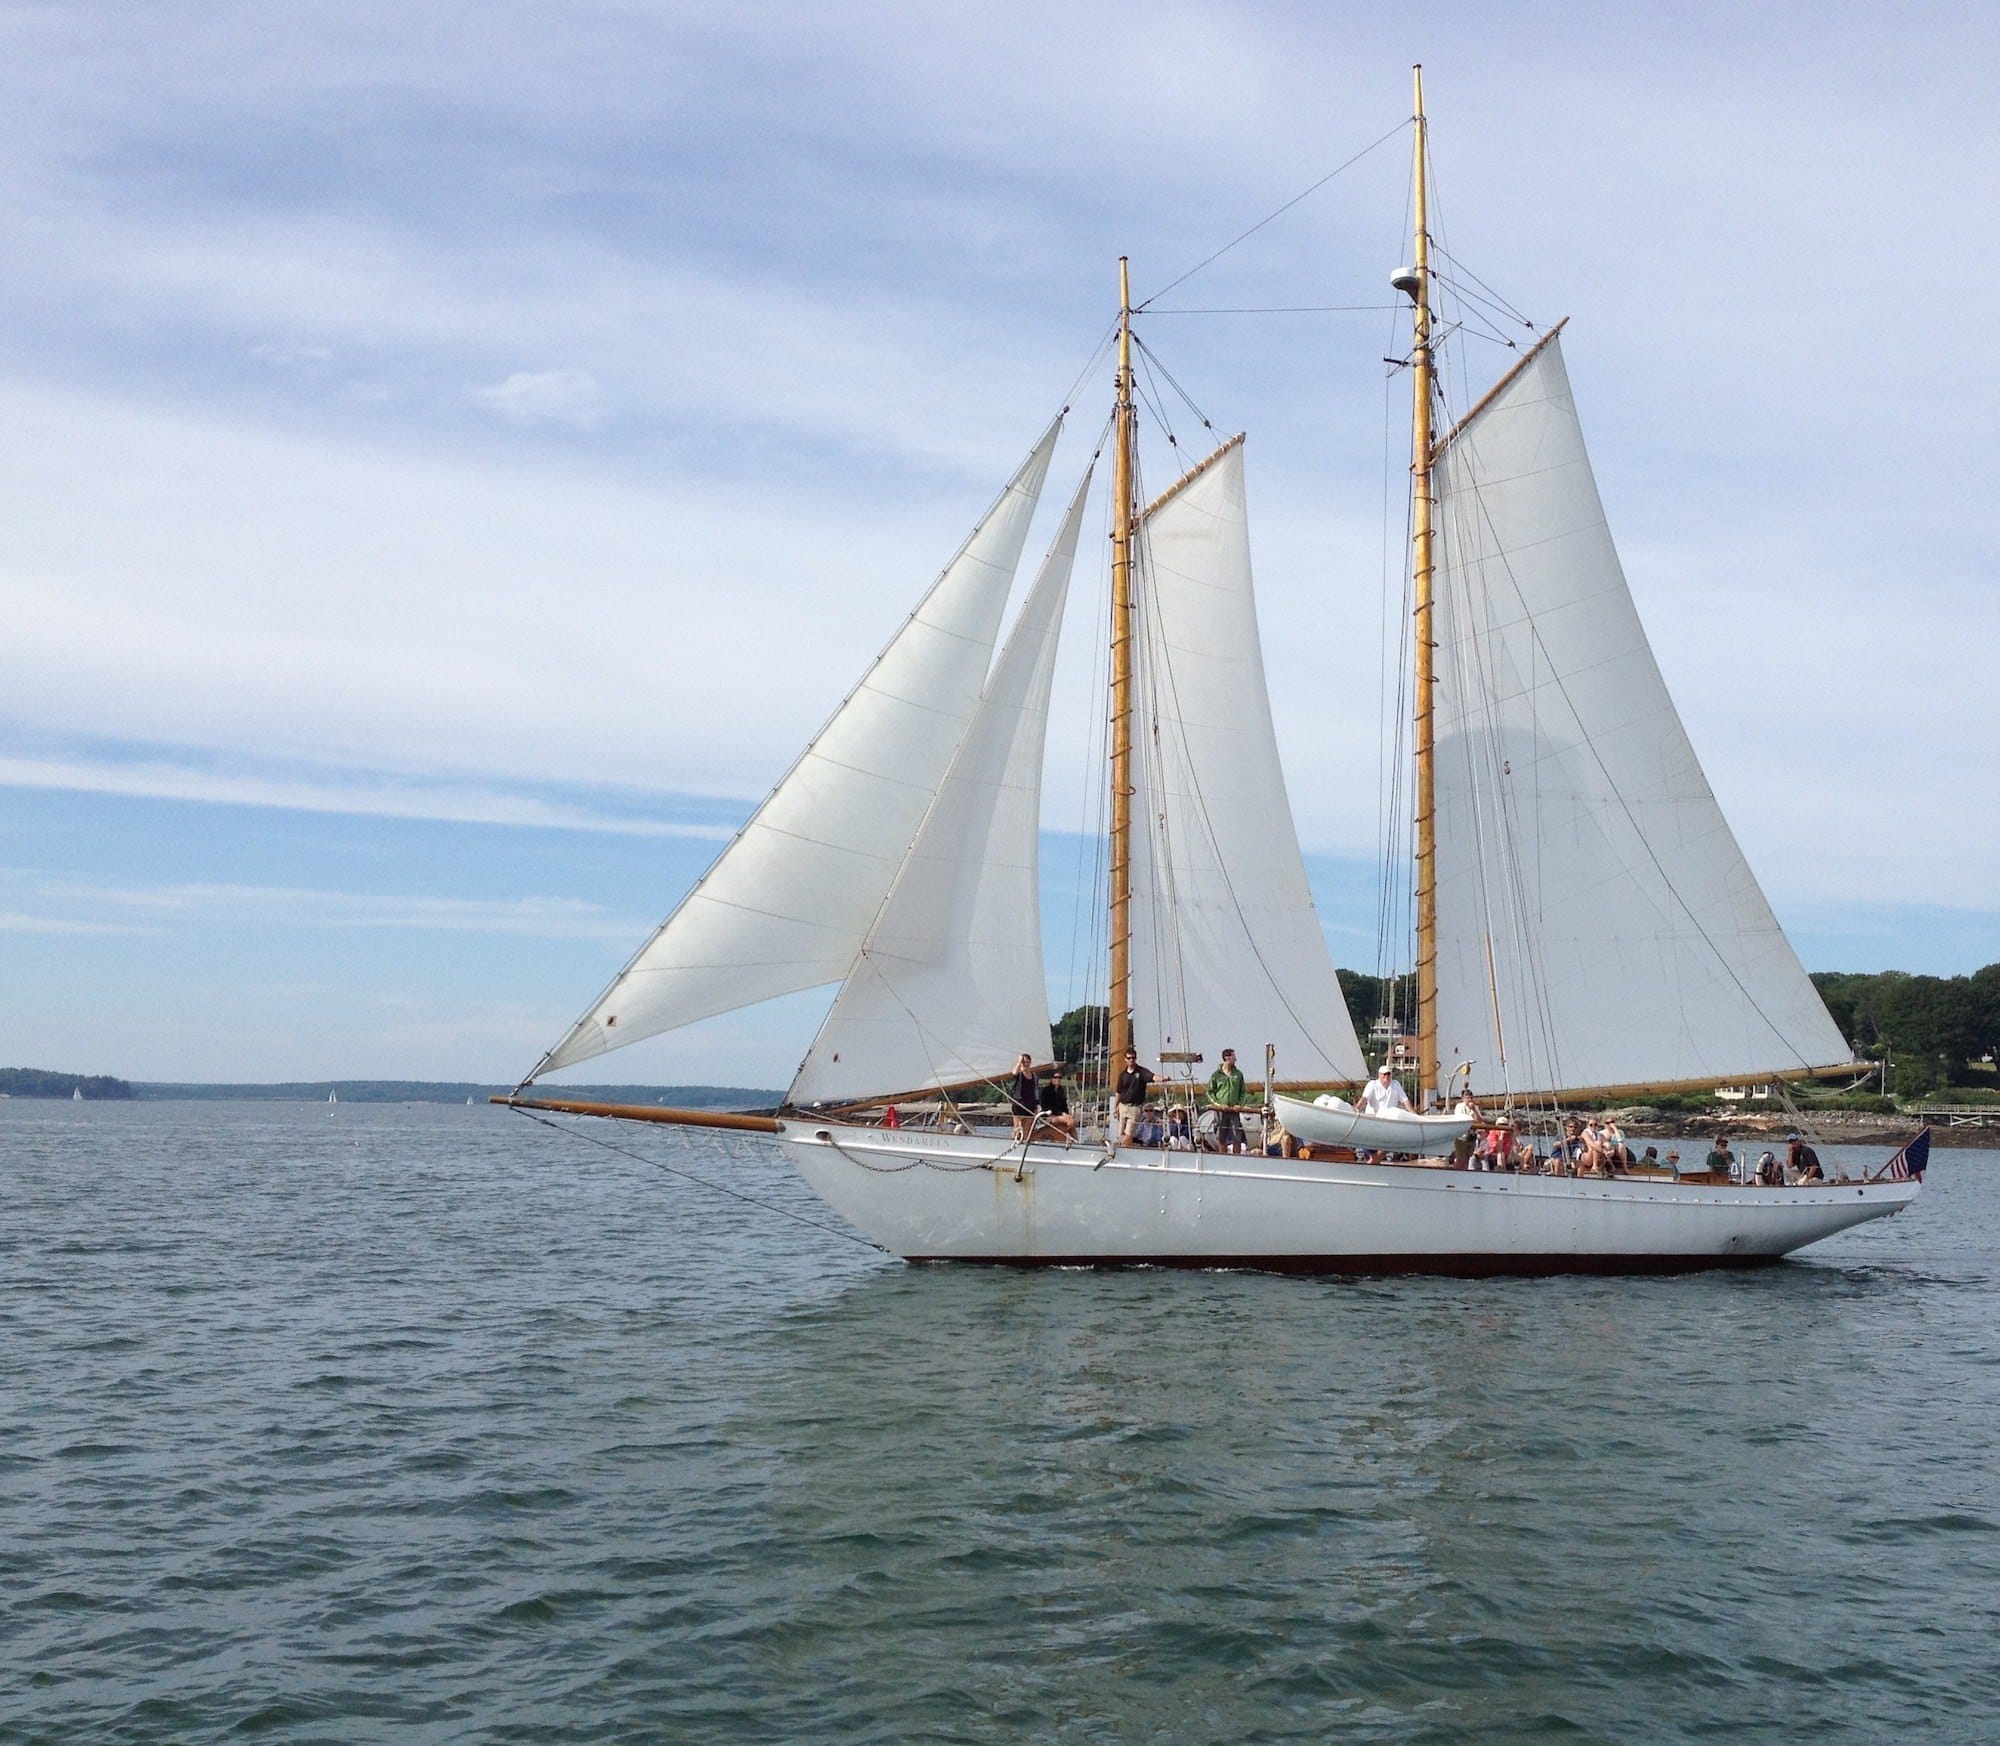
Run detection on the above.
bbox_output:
[5,1101,1997,1742]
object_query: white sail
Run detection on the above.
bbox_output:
[789,469,1092,1106]
[1129,438,1367,1083]
[531,420,1062,1078]
[1430,332,1850,1093]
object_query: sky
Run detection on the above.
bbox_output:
[1,1,1995,1085]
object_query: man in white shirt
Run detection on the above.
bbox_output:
[1359,1065,1412,1117]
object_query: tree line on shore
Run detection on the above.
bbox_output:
[1053,962,2000,1104]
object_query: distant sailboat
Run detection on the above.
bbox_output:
[72,1086,82,1101]
[328,1088,338,1105]
[501,69,1923,1272]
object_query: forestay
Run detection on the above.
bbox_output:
[529,420,1062,1078]
[1128,438,1367,1083]
[1430,334,1849,1092]
[789,469,1093,1106]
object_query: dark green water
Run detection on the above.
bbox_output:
[5,1102,1998,1742]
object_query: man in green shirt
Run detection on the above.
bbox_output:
[1207,1048,1249,1155]
[1705,1137,1736,1180]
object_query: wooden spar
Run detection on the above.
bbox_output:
[816,1064,1056,1116]
[1139,431,1246,518]
[1409,64,1440,1106]
[494,1095,781,1134]
[1445,1062,1880,1104]
[1429,317,1569,461]
[1108,256,1137,1067]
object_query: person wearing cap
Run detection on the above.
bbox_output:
[1706,1136,1736,1180]
[1359,1064,1412,1118]
[1114,1048,1156,1145]
[1206,1049,1249,1155]
[1036,1067,1076,1143]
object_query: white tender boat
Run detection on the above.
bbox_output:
[1273,1093,1472,1155]
[505,70,1923,1272]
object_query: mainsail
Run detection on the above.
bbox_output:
[789,469,1093,1106]
[529,420,1062,1078]
[1129,438,1367,1083]
[1430,332,1850,1092]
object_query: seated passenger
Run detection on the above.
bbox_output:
[1035,1071,1076,1143]
[1166,1106,1194,1151]
[1135,1110,1165,1147]
[1600,1117,1633,1168]
[1787,1134,1825,1184]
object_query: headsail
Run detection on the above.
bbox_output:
[789,468,1093,1106]
[1430,333,1849,1093]
[1129,438,1367,1083]
[528,420,1062,1079]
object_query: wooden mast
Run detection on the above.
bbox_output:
[1108,256,1137,1067]
[1408,65,1440,1106]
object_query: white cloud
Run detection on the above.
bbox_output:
[0,909,151,935]
[469,368,607,431]
[32,876,650,941]
[0,750,730,838]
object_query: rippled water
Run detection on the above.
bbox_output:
[5,1101,1999,1742]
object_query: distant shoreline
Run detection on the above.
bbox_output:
[0,1076,782,1107]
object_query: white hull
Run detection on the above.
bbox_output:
[1273,1092,1473,1154]
[778,1120,1918,1273]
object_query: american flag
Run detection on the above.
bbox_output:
[1879,1129,1932,1183]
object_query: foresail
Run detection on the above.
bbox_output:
[788,468,1092,1107]
[1129,439,1367,1083]
[529,420,1062,1079]
[1430,334,1849,1093]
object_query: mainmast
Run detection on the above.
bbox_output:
[1405,66,1440,1105]
[1108,256,1137,1067]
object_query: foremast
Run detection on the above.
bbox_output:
[1108,256,1137,1066]
[1406,64,1440,1105]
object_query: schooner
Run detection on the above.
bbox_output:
[503,71,1924,1270]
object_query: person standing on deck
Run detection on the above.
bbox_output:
[1115,1049,1156,1145]
[1008,1053,1038,1142]
[1359,1064,1411,1118]
[1206,1049,1249,1155]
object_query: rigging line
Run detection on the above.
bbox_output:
[1436,443,1570,1093]
[1136,117,1412,310]
[1132,505,1351,1075]
[1142,304,1404,316]
[1430,241,1537,327]
[1060,319,1123,415]
[1131,346,1180,453]
[1130,334,1217,437]
[510,1106,886,1253]
[1428,274,1527,346]
[1442,411,1822,1079]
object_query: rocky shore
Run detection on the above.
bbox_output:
[1596,1106,1996,1149]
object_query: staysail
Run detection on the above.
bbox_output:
[528,420,1062,1079]
[1429,331,1850,1092]
[788,469,1093,1106]
[1129,438,1367,1083]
